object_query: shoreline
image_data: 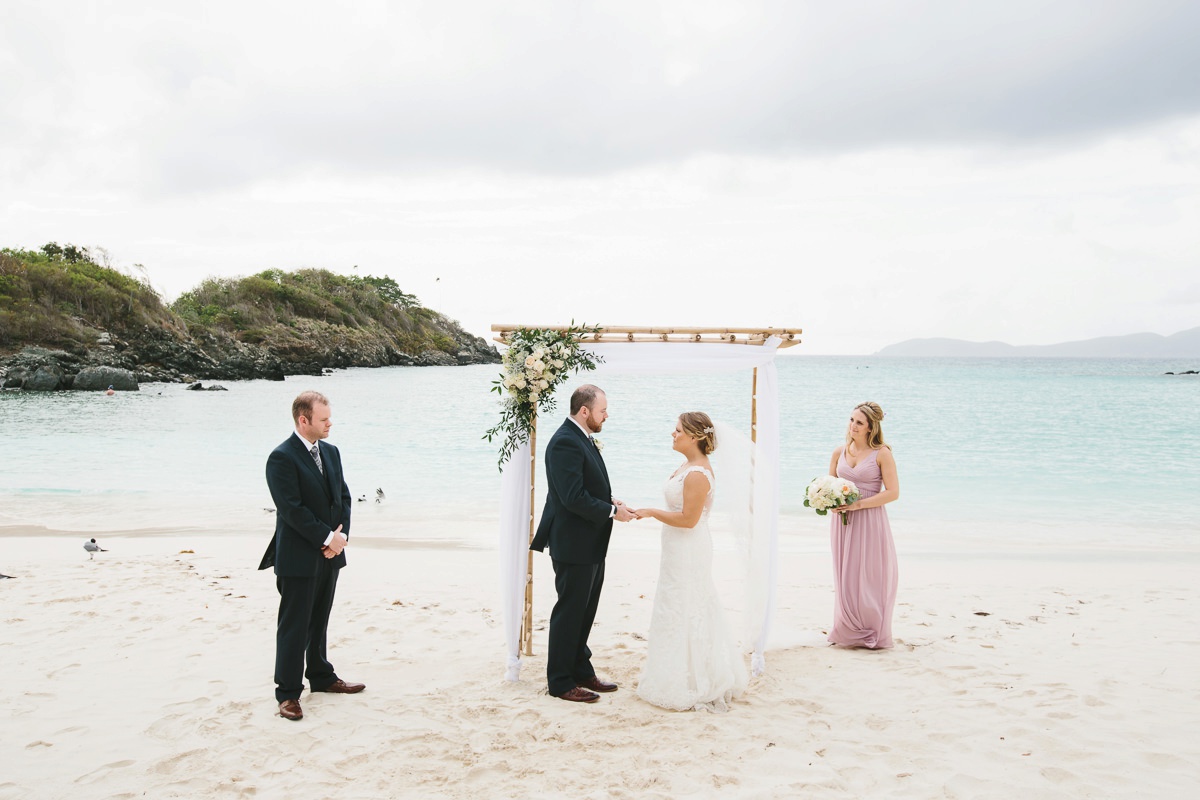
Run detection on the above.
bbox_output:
[5,519,1198,561]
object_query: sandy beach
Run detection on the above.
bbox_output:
[1,529,1197,799]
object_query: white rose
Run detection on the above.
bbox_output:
[533,348,545,359]
[538,379,549,390]
[554,359,565,369]
[529,391,539,403]
[515,377,526,389]
[524,355,537,368]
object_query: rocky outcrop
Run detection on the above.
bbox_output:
[24,364,69,391]
[73,366,139,391]
[0,318,500,390]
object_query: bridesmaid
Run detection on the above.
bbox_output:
[827,402,900,649]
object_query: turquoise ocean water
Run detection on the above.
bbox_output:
[3,357,1197,552]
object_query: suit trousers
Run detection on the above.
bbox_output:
[274,558,340,702]
[547,558,605,696]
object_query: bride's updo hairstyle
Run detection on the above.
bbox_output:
[679,412,717,455]
[847,401,890,450]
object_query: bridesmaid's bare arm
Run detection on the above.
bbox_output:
[829,446,843,477]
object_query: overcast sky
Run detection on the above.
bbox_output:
[3,0,1198,353]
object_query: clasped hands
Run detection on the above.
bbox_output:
[321,525,347,559]
[613,499,654,522]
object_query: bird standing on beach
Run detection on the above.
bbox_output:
[375,488,385,503]
[83,538,107,560]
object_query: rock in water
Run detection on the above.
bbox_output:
[23,364,68,391]
[74,366,139,391]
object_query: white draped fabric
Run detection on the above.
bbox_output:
[499,337,783,680]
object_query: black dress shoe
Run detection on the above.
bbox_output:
[553,687,600,703]
[578,676,618,693]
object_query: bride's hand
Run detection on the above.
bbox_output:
[632,508,654,520]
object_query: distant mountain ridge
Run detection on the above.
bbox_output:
[875,327,1200,358]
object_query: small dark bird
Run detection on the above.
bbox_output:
[375,488,386,503]
[0,573,15,579]
[357,494,367,503]
[83,538,107,560]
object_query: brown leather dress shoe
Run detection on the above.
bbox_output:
[279,699,303,720]
[312,679,365,694]
[579,676,618,693]
[553,687,600,703]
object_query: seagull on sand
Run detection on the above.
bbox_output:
[375,488,386,503]
[83,538,107,560]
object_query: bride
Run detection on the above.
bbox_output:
[633,412,749,712]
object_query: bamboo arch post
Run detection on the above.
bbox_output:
[751,368,758,444]
[522,415,537,656]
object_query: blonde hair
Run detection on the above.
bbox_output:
[679,411,717,455]
[846,401,889,450]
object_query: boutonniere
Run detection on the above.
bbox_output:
[592,437,604,452]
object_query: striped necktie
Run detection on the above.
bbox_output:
[310,444,324,474]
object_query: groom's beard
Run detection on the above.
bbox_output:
[586,418,603,433]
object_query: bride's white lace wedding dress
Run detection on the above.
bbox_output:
[637,466,749,712]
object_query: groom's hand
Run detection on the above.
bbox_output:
[614,505,637,522]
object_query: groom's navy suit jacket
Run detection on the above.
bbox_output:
[259,434,352,576]
[531,418,613,565]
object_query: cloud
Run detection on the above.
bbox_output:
[4,0,1200,194]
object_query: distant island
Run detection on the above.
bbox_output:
[0,243,499,391]
[875,327,1200,358]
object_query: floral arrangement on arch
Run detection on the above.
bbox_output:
[485,324,604,468]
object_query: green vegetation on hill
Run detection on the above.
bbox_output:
[0,244,497,378]
[171,268,454,358]
[0,244,175,349]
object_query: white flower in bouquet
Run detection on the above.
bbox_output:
[524,355,537,368]
[803,475,861,525]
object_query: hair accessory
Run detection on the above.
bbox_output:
[703,426,714,434]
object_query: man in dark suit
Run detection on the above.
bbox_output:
[531,384,636,703]
[260,390,365,721]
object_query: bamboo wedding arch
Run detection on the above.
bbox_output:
[492,325,801,681]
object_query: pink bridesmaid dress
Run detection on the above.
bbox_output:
[828,447,898,649]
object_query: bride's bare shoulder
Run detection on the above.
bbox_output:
[683,463,713,488]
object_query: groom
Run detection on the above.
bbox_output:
[531,384,636,703]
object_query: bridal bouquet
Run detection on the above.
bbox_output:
[804,475,861,525]
[484,323,604,468]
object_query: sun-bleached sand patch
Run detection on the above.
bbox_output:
[1,533,1196,799]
